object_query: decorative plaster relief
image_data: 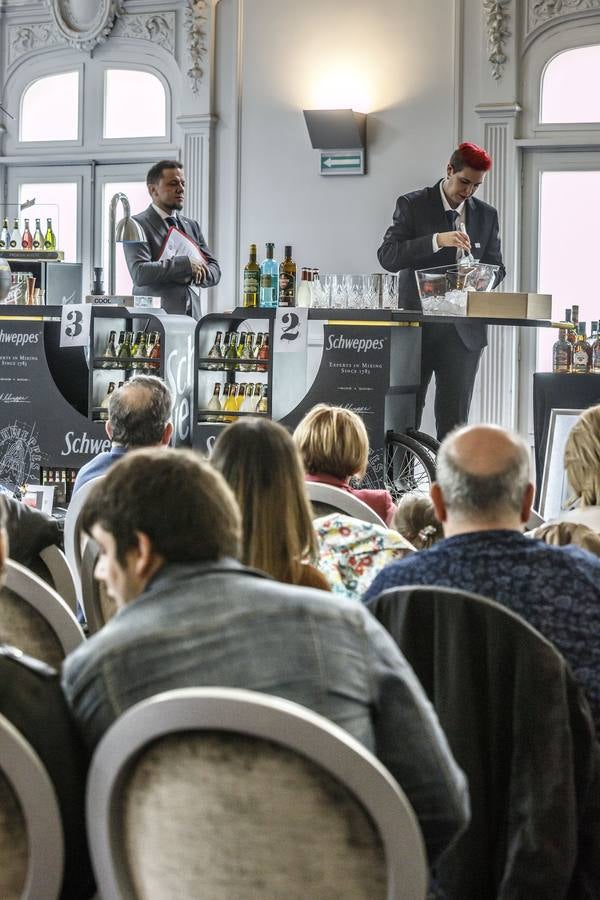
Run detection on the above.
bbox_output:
[112,12,175,53]
[528,0,600,35]
[186,0,209,93]
[46,0,123,52]
[8,22,65,66]
[483,0,512,81]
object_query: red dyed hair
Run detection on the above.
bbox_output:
[449,142,492,172]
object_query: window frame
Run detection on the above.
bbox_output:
[98,63,172,148]
[17,63,84,150]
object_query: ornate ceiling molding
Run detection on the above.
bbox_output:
[527,0,600,38]
[186,0,209,93]
[7,22,64,65]
[112,12,175,54]
[46,0,123,52]
[483,0,512,81]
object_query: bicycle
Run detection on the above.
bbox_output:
[384,429,439,503]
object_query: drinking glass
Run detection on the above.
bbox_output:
[364,274,381,310]
[381,273,399,309]
[344,274,364,309]
[326,274,348,310]
[311,275,328,308]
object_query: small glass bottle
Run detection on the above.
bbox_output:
[241,333,255,372]
[552,328,572,374]
[241,385,257,413]
[252,382,262,410]
[148,333,161,371]
[225,333,239,371]
[9,219,20,249]
[0,218,9,250]
[102,330,118,368]
[257,384,269,414]
[243,244,260,308]
[256,333,269,372]
[21,219,33,250]
[207,330,223,369]
[223,383,239,421]
[236,384,246,411]
[44,218,56,251]
[99,382,116,420]
[207,382,222,421]
[572,322,591,374]
[32,219,44,251]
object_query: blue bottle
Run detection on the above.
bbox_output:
[259,242,278,308]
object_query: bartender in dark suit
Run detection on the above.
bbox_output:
[124,159,221,319]
[378,142,505,440]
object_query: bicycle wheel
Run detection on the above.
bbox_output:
[405,428,440,464]
[385,431,436,503]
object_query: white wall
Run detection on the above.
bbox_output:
[213,0,458,308]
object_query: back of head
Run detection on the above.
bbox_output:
[436,425,531,525]
[449,141,492,172]
[293,404,369,480]
[211,418,317,582]
[81,447,241,565]
[393,492,443,549]
[108,375,172,448]
[146,159,183,186]
[529,520,600,558]
[564,405,600,506]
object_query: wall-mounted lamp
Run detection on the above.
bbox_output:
[108,192,145,295]
[303,109,367,176]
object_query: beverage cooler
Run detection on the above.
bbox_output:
[0,253,82,305]
[0,305,194,500]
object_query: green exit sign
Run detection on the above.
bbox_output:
[320,150,365,176]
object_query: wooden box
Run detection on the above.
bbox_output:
[466,291,552,320]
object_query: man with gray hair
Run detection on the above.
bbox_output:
[73,375,173,494]
[364,424,600,730]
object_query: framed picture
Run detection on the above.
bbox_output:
[538,408,582,521]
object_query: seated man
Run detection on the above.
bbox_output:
[363,424,600,732]
[3,494,61,574]
[0,498,94,899]
[62,448,469,866]
[73,375,173,493]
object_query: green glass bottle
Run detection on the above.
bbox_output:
[44,218,56,251]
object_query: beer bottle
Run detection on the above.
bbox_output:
[9,219,20,249]
[243,244,260,308]
[32,219,43,250]
[0,218,9,250]
[21,219,33,250]
[44,218,56,251]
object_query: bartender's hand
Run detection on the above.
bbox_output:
[437,230,471,251]
[191,259,209,285]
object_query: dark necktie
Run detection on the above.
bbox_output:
[445,209,459,230]
[165,215,179,230]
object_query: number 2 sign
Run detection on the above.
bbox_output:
[274,307,308,354]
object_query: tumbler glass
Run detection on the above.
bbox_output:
[344,274,364,309]
[326,274,348,310]
[364,274,381,310]
[381,273,399,309]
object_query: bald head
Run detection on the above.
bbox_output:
[434,425,533,531]
[108,375,173,448]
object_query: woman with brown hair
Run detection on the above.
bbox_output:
[561,404,600,532]
[211,417,330,590]
[293,404,396,526]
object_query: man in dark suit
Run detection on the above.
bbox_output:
[378,142,506,439]
[124,159,221,319]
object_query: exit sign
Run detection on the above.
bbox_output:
[320,150,365,176]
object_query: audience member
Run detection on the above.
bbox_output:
[314,513,413,600]
[211,418,330,590]
[72,375,173,494]
[3,494,61,574]
[393,492,444,549]
[62,448,469,864]
[561,404,600,532]
[0,497,94,899]
[363,424,600,731]
[528,520,600,558]
[293,404,396,526]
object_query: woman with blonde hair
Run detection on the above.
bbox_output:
[293,404,396,525]
[561,404,600,532]
[211,417,330,591]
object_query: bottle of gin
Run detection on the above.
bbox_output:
[552,328,572,374]
[259,243,278,308]
[243,244,260,308]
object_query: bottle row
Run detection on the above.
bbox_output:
[202,382,268,421]
[0,217,56,251]
[96,330,161,372]
[40,467,78,505]
[201,330,269,372]
[242,242,319,309]
[553,308,600,374]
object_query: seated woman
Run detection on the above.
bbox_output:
[561,405,600,532]
[211,418,330,591]
[393,492,444,550]
[528,521,600,558]
[293,404,396,526]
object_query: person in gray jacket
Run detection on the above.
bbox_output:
[61,447,469,866]
[123,159,220,318]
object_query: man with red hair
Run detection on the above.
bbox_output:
[378,142,505,439]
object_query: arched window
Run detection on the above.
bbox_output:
[104,69,166,139]
[20,71,79,142]
[541,45,600,123]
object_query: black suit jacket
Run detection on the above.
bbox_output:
[378,181,506,350]
[123,205,221,319]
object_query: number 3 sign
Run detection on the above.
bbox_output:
[274,307,308,354]
[60,304,91,348]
